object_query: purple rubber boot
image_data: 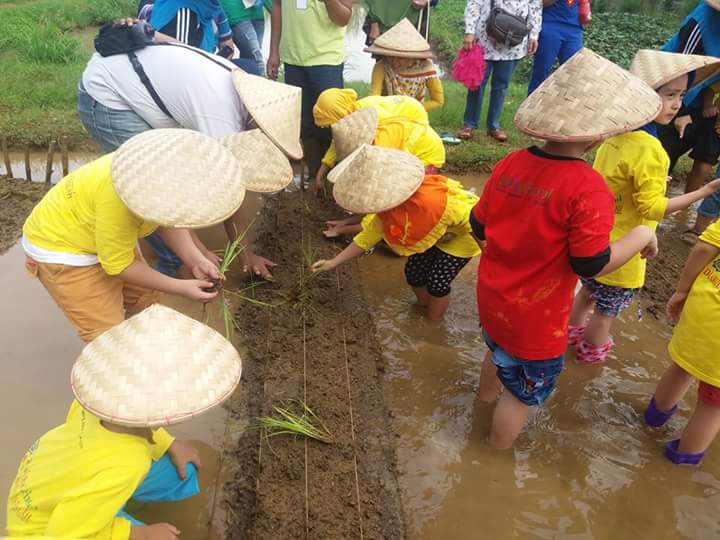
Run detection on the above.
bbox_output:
[644,397,677,427]
[665,439,705,465]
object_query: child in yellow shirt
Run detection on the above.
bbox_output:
[644,220,720,465]
[311,144,479,320]
[22,129,246,342]
[5,304,242,539]
[569,50,720,364]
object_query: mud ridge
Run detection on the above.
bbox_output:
[0,177,49,255]
[223,191,406,539]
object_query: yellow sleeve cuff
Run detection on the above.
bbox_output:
[151,428,176,461]
[353,215,384,251]
[322,142,338,168]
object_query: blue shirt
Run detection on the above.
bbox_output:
[542,0,580,28]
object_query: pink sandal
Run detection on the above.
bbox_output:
[575,337,614,365]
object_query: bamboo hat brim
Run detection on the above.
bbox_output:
[365,18,432,58]
[220,130,293,193]
[71,305,242,428]
[332,107,379,162]
[330,144,425,214]
[112,129,246,228]
[706,0,720,11]
[515,48,661,142]
[630,49,720,90]
[232,70,303,160]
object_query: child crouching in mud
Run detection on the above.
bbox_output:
[311,144,480,321]
[5,304,242,539]
[644,219,720,465]
[472,49,660,449]
[569,50,720,364]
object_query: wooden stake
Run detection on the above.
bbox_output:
[1,137,12,178]
[60,137,69,176]
[24,144,31,181]
[45,140,56,184]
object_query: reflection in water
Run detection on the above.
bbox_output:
[360,173,720,539]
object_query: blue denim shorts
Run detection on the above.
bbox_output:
[580,277,638,318]
[484,332,564,406]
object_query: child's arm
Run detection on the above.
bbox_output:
[119,260,218,301]
[311,242,365,273]
[424,78,444,111]
[370,62,384,96]
[667,240,720,322]
[158,228,222,280]
[314,162,332,192]
[665,178,720,215]
[594,225,656,277]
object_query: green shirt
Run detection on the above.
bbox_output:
[219,0,271,25]
[280,0,346,66]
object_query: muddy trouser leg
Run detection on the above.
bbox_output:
[77,82,183,275]
[118,455,201,526]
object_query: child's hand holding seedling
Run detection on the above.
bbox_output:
[312,242,365,273]
[311,258,338,273]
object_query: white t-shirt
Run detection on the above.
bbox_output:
[81,43,248,137]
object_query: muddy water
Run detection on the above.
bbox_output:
[4,151,99,184]
[0,191,267,537]
[359,173,720,539]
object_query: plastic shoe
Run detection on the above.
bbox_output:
[568,325,586,347]
[575,337,614,365]
[644,397,677,427]
[665,439,705,465]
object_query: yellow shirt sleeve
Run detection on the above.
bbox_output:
[322,141,338,168]
[373,123,406,151]
[423,78,444,112]
[370,62,384,96]
[44,467,144,540]
[631,150,669,222]
[352,215,384,252]
[94,181,145,275]
[150,428,176,461]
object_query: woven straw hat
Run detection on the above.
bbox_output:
[330,144,424,214]
[232,70,303,160]
[630,49,720,90]
[706,0,720,10]
[220,130,293,193]
[112,129,246,228]
[332,107,379,162]
[71,305,242,428]
[515,48,661,142]
[365,18,433,59]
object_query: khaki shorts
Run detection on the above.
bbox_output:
[25,257,160,342]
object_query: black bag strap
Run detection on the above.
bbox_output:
[127,50,175,120]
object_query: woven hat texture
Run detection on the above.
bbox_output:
[707,0,720,11]
[71,304,242,428]
[332,107,379,162]
[515,48,661,142]
[232,70,303,160]
[220,130,293,193]
[112,129,246,228]
[330,144,424,214]
[365,18,433,58]
[630,49,720,90]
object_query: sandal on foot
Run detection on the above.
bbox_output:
[439,132,462,145]
[568,325,586,347]
[457,127,474,140]
[680,229,700,246]
[487,128,509,142]
[644,396,677,427]
[665,439,705,465]
[575,337,614,365]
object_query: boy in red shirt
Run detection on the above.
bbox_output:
[470,49,661,449]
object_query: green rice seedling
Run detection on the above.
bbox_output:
[257,400,332,444]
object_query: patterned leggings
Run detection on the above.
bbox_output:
[404,247,471,298]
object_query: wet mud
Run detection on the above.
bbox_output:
[223,191,406,539]
[0,177,48,254]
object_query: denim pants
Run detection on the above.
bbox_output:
[462,59,518,131]
[699,164,720,218]
[77,83,183,277]
[117,455,200,526]
[232,19,265,76]
[528,22,583,95]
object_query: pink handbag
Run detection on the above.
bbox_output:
[452,44,486,91]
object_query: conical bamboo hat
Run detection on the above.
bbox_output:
[332,107,379,162]
[515,48,661,142]
[330,144,425,214]
[232,70,303,160]
[706,0,720,11]
[365,18,433,59]
[220,130,293,193]
[630,49,720,90]
[112,129,246,228]
[71,305,242,428]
